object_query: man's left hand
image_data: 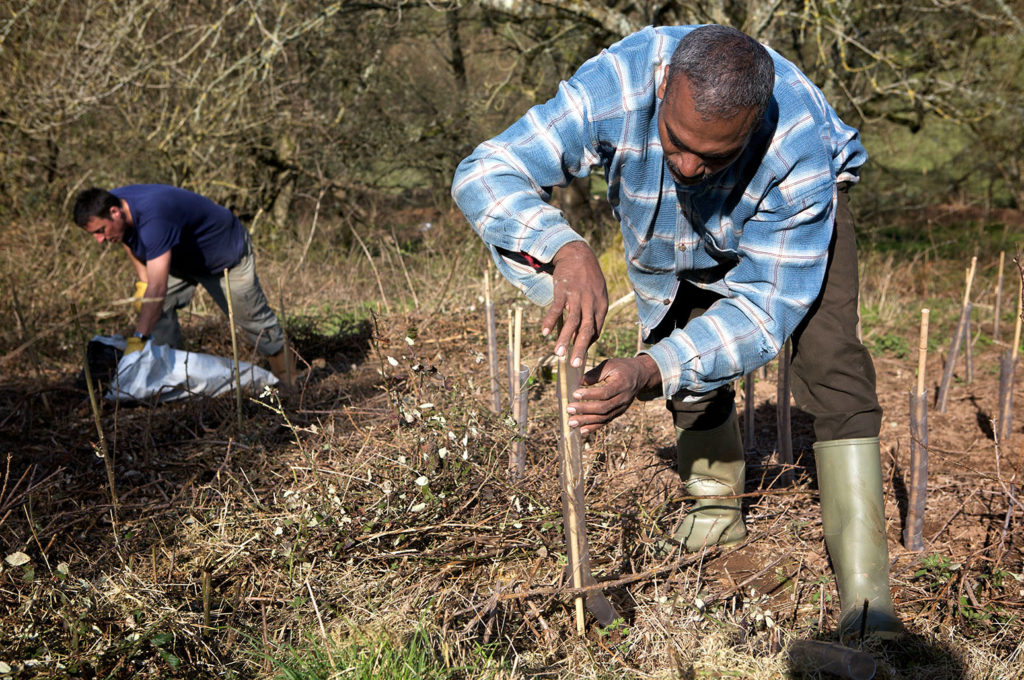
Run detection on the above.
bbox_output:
[566,355,661,435]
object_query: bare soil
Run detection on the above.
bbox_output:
[0,279,1021,678]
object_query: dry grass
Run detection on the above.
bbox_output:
[1,206,1022,679]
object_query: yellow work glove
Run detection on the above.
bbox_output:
[131,281,148,313]
[124,336,147,355]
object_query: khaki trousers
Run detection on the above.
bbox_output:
[151,233,285,357]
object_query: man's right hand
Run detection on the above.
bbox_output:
[541,241,608,368]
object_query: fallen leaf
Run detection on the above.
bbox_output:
[4,552,30,567]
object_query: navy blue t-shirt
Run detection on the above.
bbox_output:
[113,184,246,276]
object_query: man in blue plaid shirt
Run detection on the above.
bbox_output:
[453,24,900,639]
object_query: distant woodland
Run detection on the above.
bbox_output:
[2,0,1023,230]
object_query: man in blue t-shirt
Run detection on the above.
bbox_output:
[73,185,295,386]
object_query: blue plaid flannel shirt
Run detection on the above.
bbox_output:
[452,26,867,399]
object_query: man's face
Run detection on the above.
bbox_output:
[84,206,128,244]
[657,71,756,186]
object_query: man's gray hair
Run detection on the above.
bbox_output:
[667,24,774,122]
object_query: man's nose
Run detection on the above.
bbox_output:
[675,152,705,178]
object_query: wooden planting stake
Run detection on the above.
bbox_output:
[278,284,294,389]
[997,273,1022,445]
[557,356,618,634]
[904,309,929,551]
[484,272,501,413]
[994,251,1005,342]
[224,268,243,430]
[964,264,975,384]
[937,256,977,413]
[509,307,525,476]
[743,372,755,450]
[511,365,529,478]
[513,307,523,403]
[917,310,930,409]
[997,352,1015,450]
[560,356,586,636]
[965,302,974,385]
[1013,271,1022,364]
[506,309,514,407]
[776,340,793,484]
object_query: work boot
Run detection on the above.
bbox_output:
[671,409,747,552]
[267,348,297,389]
[814,437,903,641]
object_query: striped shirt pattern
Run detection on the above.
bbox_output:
[452,26,867,398]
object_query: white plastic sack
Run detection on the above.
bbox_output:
[95,335,278,403]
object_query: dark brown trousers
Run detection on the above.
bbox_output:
[655,187,882,442]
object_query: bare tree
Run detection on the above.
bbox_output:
[1,0,1022,229]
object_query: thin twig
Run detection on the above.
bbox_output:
[306,577,335,667]
[296,186,325,271]
[346,215,392,315]
[389,225,420,309]
[73,305,119,540]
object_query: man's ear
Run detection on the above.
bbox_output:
[656,65,669,99]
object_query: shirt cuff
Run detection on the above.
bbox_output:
[638,342,686,399]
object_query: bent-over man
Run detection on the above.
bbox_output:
[73,184,295,386]
[452,24,901,640]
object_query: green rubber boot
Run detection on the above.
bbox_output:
[814,437,903,640]
[672,409,747,552]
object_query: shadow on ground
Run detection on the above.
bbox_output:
[788,632,968,679]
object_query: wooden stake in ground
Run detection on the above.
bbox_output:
[511,365,529,478]
[994,251,1005,341]
[997,272,1022,446]
[963,264,976,384]
[557,356,618,634]
[997,352,1015,450]
[277,282,294,389]
[937,256,977,413]
[513,307,522,404]
[743,372,756,450]
[484,272,501,413]
[776,340,793,484]
[965,302,974,385]
[510,307,526,476]
[558,356,586,635]
[1014,268,1023,359]
[506,308,514,407]
[223,268,244,430]
[905,308,930,551]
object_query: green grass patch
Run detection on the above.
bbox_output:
[870,332,911,359]
[270,626,506,680]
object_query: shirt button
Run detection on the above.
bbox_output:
[663,298,671,305]
[677,242,686,251]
